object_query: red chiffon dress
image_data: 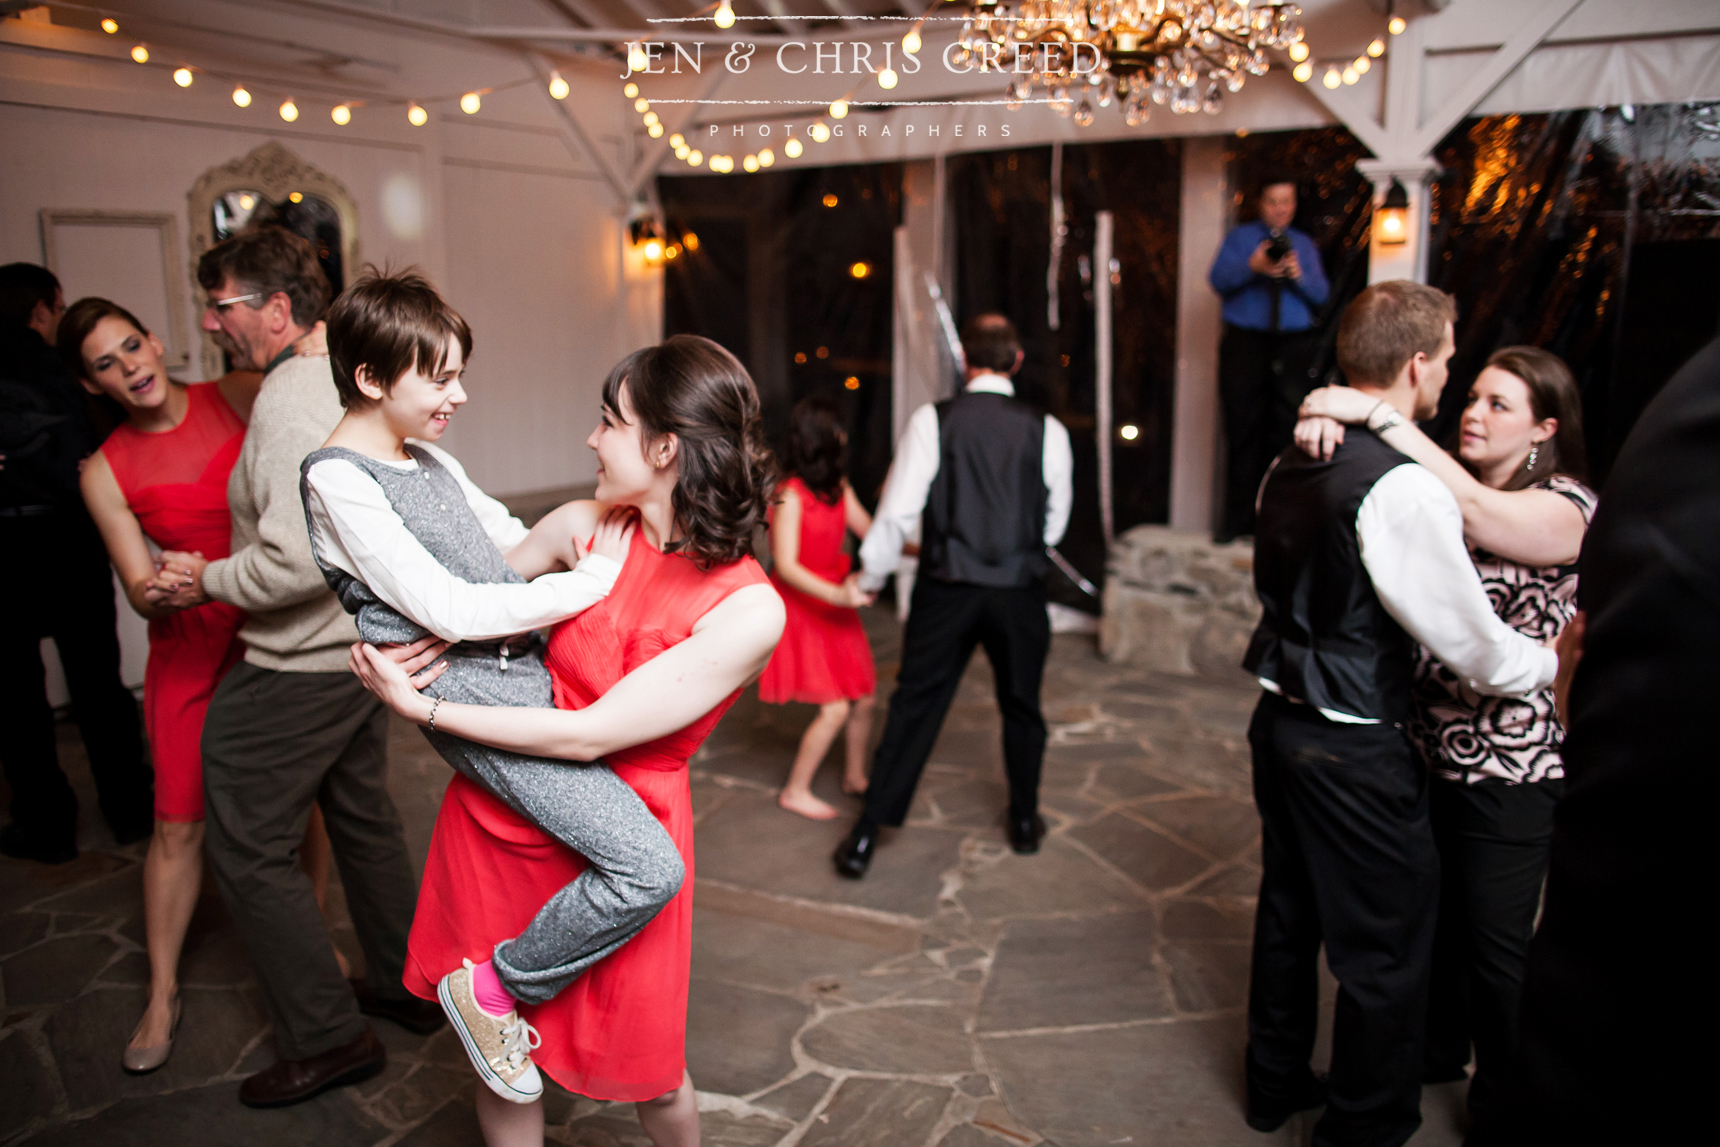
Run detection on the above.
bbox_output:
[99,383,247,822]
[404,527,768,1100]
[758,476,876,704]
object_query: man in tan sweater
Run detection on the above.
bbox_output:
[160,229,438,1107]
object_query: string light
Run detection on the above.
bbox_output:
[408,102,428,126]
[844,376,860,389]
[849,261,870,279]
[1120,424,1140,440]
[173,67,193,87]
[687,149,703,166]
[714,1,736,29]
[101,17,117,33]
[460,91,481,114]
[743,154,759,172]
[669,133,685,148]
[232,85,251,107]
[784,138,803,158]
[331,104,352,125]
[684,232,698,250]
[628,45,647,71]
[810,122,831,142]
[1353,55,1370,75]
[648,122,664,137]
[758,148,774,167]
[1341,65,1358,85]
[549,71,569,99]
[902,26,922,54]
[634,97,649,113]
[624,82,639,98]
[878,68,898,90]
[643,111,659,126]
[829,99,848,119]
[1293,61,1312,83]
[1288,41,1309,62]
[675,144,690,159]
[1388,15,1406,34]
[279,98,299,121]
[1322,66,1341,89]
[1367,38,1386,57]
[130,44,148,63]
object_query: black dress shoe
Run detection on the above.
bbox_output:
[0,824,77,865]
[1007,814,1046,855]
[833,820,878,880]
[1246,1070,1329,1132]
[351,978,446,1035]
[239,1025,386,1108]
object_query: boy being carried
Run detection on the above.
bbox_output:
[300,271,681,1106]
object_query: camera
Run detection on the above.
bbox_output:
[1265,229,1292,262]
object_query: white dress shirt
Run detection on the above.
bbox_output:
[304,440,620,644]
[858,373,1074,592]
[1258,462,1558,723]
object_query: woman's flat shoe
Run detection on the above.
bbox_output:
[122,999,181,1074]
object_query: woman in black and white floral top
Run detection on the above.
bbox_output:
[1298,346,1594,1125]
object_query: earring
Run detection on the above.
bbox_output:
[1525,445,1539,471]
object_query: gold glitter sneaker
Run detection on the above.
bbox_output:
[438,959,543,1104]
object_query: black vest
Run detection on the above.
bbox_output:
[922,390,1048,588]
[1243,431,1417,723]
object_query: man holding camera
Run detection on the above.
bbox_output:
[1209,176,1329,543]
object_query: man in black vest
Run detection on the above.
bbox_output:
[1242,282,1558,1146]
[833,314,1072,878]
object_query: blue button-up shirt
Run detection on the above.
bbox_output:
[1208,220,1329,333]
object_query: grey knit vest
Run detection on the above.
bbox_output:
[301,445,527,647]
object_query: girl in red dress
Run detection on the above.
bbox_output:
[65,300,337,1074]
[352,335,783,1147]
[759,397,877,819]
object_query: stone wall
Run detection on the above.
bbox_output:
[1100,526,1261,687]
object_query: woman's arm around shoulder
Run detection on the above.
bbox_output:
[505,498,606,580]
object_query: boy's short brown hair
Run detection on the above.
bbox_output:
[1335,281,1457,387]
[326,268,472,408]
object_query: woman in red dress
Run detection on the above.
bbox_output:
[65,300,337,1074]
[352,335,784,1147]
[759,396,877,819]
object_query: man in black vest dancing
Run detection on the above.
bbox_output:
[1242,282,1558,1146]
[834,314,1072,878]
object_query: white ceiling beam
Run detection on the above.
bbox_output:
[524,50,631,207]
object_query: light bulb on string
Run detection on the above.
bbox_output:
[714,1,736,29]
[758,148,774,167]
[1322,66,1341,89]
[743,154,759,172]
[549,72,569,100]
[1292,61,1312,83]
[1367,38,1385,58]
[878,68,898,90]
[624,82,639,98]
[408,102,428,126]
[669,133,685,148]
[643,111,659,126]
[332,104,352,125]
[1341,66,1358,85]
[173,67,193,87]
[1354,56,1370,74]
[903,26,922,54]
[101,17,118,33]
[279,98,299,121]
[675,144,690,159]
[1388,16,1406,34]
[460,92,481,114]
[130,44,148,63]
[784,137,803,158]
[634,97,650,113]
[688,149,703,166]
[829,99,848,119]
[810,122,831,142]
[648,122,664,137]
[1288,41,1308,63]
[232,85,251,107]
[628,45,647,71]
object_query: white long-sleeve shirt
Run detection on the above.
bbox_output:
[1258,462,1558,723]
[304,440,619,644]
[858,374,1074,592]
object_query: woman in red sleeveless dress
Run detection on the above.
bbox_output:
[351,336,783,1147]
[758,397,877,820]
[65,299,336,1074]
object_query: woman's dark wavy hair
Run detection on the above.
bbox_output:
[783,395,847,504]
[602,334,777,568]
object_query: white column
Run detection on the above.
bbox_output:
[1094,210,1115,547]
[1169,135,1229,533]
[1357,158,1443,285]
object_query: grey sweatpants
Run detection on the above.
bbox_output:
[413,639,682,1004]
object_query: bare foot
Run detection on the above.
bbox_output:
[129,993,177,1050]
[842,775,869,796]
[778,789,841,820]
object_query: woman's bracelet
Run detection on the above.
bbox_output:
[428,695,444,732]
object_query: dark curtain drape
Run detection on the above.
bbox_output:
[948,140,1181,606]
[660,163,903,504]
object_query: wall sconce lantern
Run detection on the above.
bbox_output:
[1376,178,1410,246]
[628,212,666,263]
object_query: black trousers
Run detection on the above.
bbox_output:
[1246,691,1440,1147]
[202,663,419,1061]
[1218,325,1320,540]
[863,578,1049,828]
[1423,776,1560,1122]
[0,514,150,845]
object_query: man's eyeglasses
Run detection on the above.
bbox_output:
[207,292,263,315]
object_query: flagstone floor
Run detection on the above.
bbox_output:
[1,608,1469,1146]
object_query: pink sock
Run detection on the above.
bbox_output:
[469,959,515,1016]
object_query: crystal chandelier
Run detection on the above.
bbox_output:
[955,0,1304,126]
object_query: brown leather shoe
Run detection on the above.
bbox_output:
[238,1025,386,1109]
